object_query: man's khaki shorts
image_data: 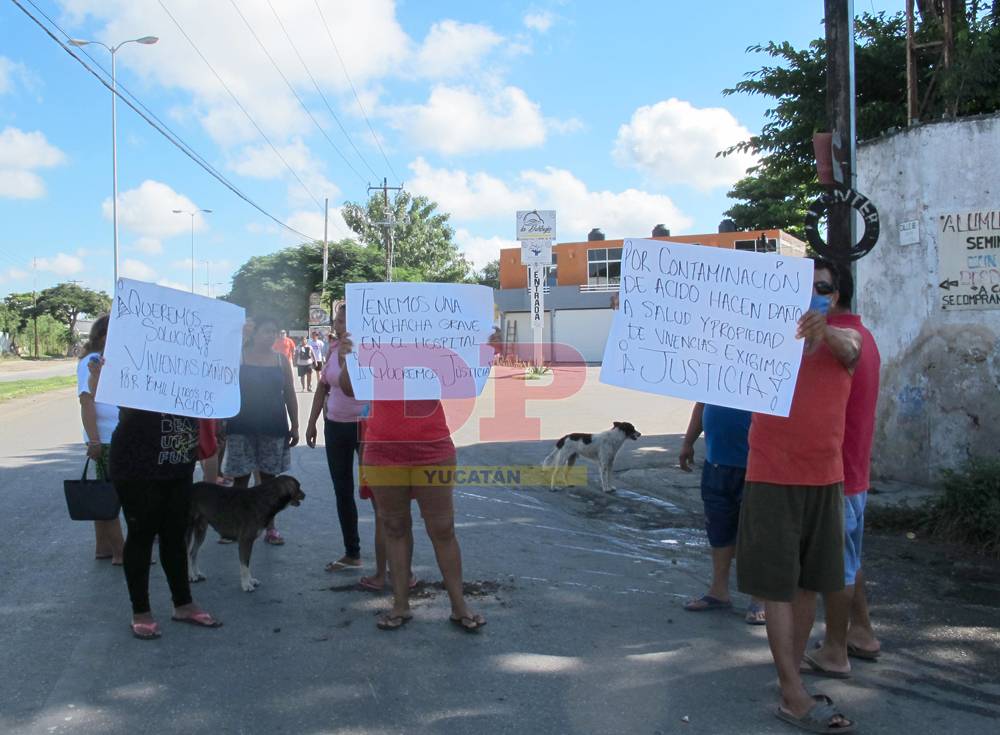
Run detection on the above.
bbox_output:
[736,481,845,602]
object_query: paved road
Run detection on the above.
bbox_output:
[0,358,77,383]
[1,372,997,734]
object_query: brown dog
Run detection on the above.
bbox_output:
[186,475,305,592]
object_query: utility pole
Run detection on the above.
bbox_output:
[368,177,403,282]
[32,257,39,358]
[824,0,857,292]
[322,198,329,288]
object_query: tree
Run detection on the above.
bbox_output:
[341,190,471,283]
[2,293,37,334]
[472,259,500,289]
[720,7,999,232]
[227,239,383,328]
[35,283,111,352]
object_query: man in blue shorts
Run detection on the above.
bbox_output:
[679,402,765,624]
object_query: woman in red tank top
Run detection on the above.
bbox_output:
[336,334,486,632]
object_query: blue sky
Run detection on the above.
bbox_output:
[0,0,900,298]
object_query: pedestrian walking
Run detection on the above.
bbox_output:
[272,328,295,364]
[805,266,883,676]
[679,402,765,625]
[76,315,124,565]
[309,330,326,374]
[223,317,299,545]
[295,336,316,392]
[335,333,484,632]
[736,258,860,732]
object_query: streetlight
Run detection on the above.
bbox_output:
[69,35,158,284]
[172,208,212,292]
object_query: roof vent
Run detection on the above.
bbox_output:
[718,218,737,233]
[652,224,670,238]
[587,228,605,241]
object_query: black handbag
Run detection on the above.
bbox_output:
[63,458,121,521]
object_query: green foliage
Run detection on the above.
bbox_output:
[342,190,471,282]
[35,283,111,351]
[3,293,38,333]
[720,7,999,233]
[0,375,77,402]
[472,259,500,289]
[931,457,1000,555]
[228,239,381,328]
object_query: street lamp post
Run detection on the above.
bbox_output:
[69,35,158,284]
[172,209,212,292]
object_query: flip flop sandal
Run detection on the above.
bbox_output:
[95,553,113,560]
[325,559,361,572]
[359,577,384,592]
[376,613,412,631]
[171,611,223,628]
[683,595,732,612]
[745,602,767,625]
[774,700,856,733]
[131,622,161,640]
[847,643,881,661]
[264,530,285,546]
[450,614,487,633]
[801,652,851,679]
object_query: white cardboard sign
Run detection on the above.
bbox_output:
[599,239,813,416]
[345,282,494,400]
[937,210,1000,310]
[96,278,245,418]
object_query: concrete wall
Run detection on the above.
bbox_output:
[857,114,1000,485]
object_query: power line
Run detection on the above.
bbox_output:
[10,0,323,243]
[265,0,380,180]
[156,0,325,211]
[312,0,400,184]
[227,0,368,186]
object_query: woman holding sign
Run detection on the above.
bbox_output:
[223,317,299,545]
[334,333,486,632]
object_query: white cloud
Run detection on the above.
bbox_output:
[60,0,410,148]
[284,208,351,243]
[407,157,530,220]
[413,20,503,78]
[522,167,693,239]
[104,180,206,239]
[132,237,163,255]
[156,278,190,292]
[121,258,157,281]
[0,57,26,94]
[405,159,692,240]
[170,257,232,272]
[388,85,547,154]
[523,12,554,33]
[0,267,28,282]
[35,253,85,276]
[454,229,516,269]
[0,127,67,199]
[613,98,756,191]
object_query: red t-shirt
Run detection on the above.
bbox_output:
[746,341,853,487]
[272,337,295,360]
[362,399,455,467]
[828,313,880,495]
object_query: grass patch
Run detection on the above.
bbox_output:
[0,375,77,402]
[867,458,1000,557]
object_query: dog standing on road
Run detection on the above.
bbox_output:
[186,475,305,592]
[542,421,641,493]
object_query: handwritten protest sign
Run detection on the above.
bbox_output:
[96,279,245,418]
[599,239,813,416]
[345,282,494,401]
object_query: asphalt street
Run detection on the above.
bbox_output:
[1,370,997,734]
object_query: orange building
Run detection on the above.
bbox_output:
[494,223,808,363]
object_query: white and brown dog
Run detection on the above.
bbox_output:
[542,421,641,493]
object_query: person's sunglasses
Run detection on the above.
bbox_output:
[814,281,836,295]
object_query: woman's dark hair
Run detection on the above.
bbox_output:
[81,315,109,357]
[834,265,854,309]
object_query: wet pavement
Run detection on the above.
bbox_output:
[1,371,998,734]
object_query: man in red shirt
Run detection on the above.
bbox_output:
[806,267,882,676]
[737,258,860,733]
[272,329,295,363]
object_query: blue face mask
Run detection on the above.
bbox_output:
[810,294,830,315]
